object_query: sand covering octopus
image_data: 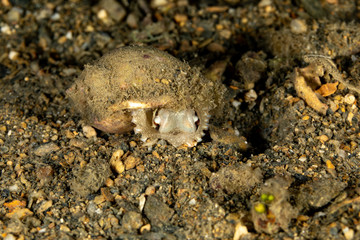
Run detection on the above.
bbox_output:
[67,46,225,147]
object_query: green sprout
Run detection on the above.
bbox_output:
[254,203,266,213]
[260,193,275,203]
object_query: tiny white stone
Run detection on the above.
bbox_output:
[8,184,18,192]
[244,89,257,102]
[139,194,146,212]
[51,13,60,21]
[344,94,355,105]
[1,24,12,35]
[298,156,307,162]
[97,9,108,20]
[65,31,72,40]
[82,125,97,138]
[233,222,249,240]
[8,50,19,60]
[234,128,240,136]
[232,100,241,108]
[154,116,161,124]
[290,19,307,34]
[189,198,196,205]
[4,234,16,240]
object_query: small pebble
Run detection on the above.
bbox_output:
[69,139,86,148]
[101,187,114,202]
[110,149,125,174]
[344,94,355,105]
[65,31,73,40]
[258,0,272,7]
[232,100,241,108]
[126,13,138,29]
[7,7,23,23]
[122,211,143,231]
[188,198,196,205]
[233,222,249,240]
[51,12,61,21]
[98,0,126,22]
[129,141,137,147]
[124,155,140,170]
[33,143,60,157]
[298,155,307,162]
[145,185,156,195]
[144,195,174,227]
[139,194,146,212]
[151,0,168,8]
[87,201,102,216]
[0,125,7,132]
[97,9,108,21]
[59,225,70,232]
[4,234,16,240]
[37,200,53,213]
[244,89,257,102]
[8,51,19,61]
[8,184,19,192]
[342,227,354,240]
[290,19,307,34]
[219,29,232,39]
[94,195,106,204]
[1,24,12,35]
[140,224,151,234]
[65,130,75,139]
[36,165,54,181]
[82,125,97,138]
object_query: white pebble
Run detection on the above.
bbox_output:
[4,234,16,240]
[290,19,307,34]
[1,24,12,35]
[97,9,108,20]
[139,194,146,212]
[188,198,197,205]
[232,100,241,108]
[234,128,240,136]
[344,94,355,105]
[298,155,307,162]
[8,50,19,60]
[151,0,168,8]
[65,31,73,40]
[8,184,19,192]
[342,227,354,240]
[51,12,60,21]
[258,0,272,7]
[244,89,257,102]
[233,222,249,240]
[82,125,97,138]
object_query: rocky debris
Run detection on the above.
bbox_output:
[144,195,175,227]
[210,164,262,195]
[70,159,111,197]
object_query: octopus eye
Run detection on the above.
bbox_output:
[192,112,200,126]
[153,114,161,130]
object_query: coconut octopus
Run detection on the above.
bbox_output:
[67,46,225,147]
